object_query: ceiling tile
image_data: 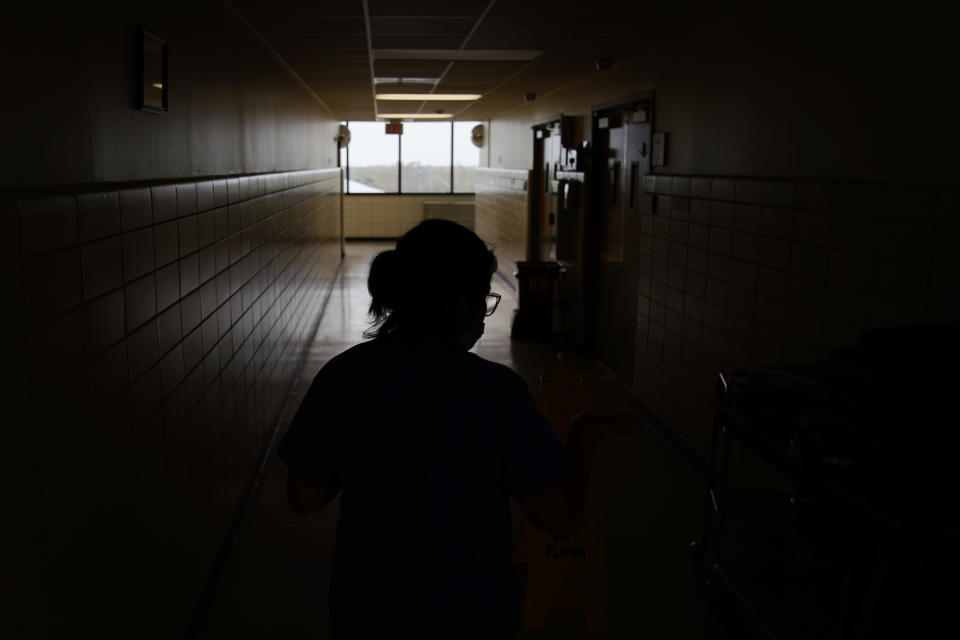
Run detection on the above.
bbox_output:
[371,35,466,49]
[369,17,475,36]
[373,60,450,77]
[234,0,363,18]
[232,0,746,121]
[367,0,491,18]
[440,60,529,89]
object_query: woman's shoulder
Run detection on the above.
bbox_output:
[463,353,527,390]
[322,339,383,370]
[317,340,525,391]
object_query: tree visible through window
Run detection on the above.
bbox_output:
[343,121,483,194]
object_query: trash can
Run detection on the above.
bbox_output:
[553,262,578,345]
[511,261,560,340]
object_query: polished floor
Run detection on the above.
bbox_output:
[199,242,723,639]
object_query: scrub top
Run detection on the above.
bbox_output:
[278,336,570,637]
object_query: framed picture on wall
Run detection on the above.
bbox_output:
[136,26,168,114]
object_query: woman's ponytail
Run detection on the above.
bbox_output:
[367,249,403,322]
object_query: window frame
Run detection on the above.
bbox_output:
[343,121,479,196]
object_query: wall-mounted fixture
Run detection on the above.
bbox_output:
[523,92,536,102]
[471,124,485,148]
[136,27,167,114]
[335,124,351,147]
[594,58,613,71]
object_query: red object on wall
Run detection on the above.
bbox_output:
[385,122,403,135]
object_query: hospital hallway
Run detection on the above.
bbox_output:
[4,1,958,637]
[195,241,722,639]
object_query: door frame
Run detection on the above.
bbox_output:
[584,90,655,354]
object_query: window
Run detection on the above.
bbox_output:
[401,122,451,192]
[344,121,398,193]
[453,121,482,193]
[343,121,483,194]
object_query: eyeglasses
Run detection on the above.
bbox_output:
[485,292,501,317]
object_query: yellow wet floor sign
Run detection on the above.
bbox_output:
[520,462,606,632]
[516,367,617,633]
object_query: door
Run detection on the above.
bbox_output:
[589,95,653,384]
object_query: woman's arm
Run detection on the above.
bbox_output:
[518,413,628,538]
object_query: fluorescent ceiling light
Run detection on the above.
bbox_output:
[374,77,439,85]
[378,113,453,120]
[376,93,481,101]
[373,49,541,62]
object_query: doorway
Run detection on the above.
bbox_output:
[588,92,654,383]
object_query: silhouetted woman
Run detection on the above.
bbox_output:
[278,220,611,638]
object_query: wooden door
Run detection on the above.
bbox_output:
[589,96,653,384]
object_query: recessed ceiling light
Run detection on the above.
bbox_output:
[373,77,439,85]
[376,93,481,101]
[378,113,453,120]
[373,49,541,62]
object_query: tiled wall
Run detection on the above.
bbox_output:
[1,169,342,635]
[344,194,473,238]
[475,168,531,285]
[607,175,958,459]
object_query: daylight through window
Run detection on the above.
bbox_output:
[342,121,483,194]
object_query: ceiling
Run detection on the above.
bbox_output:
[231,0,745,122]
